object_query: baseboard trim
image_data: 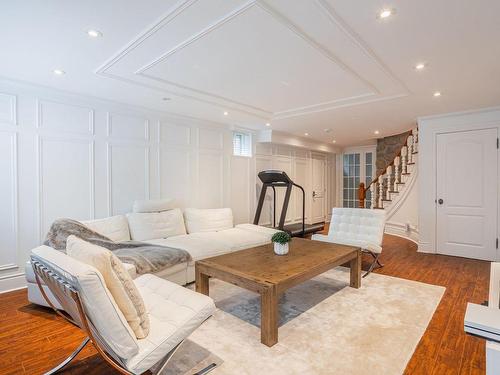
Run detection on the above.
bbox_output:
[385,221,419,244]
[0,272,27,294]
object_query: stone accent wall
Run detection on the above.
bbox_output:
[376,131,410,175]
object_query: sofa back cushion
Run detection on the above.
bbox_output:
[66,235,150,339]
[184,208,233,234]
[31,245,139,359]
[82,215,130,242]
[132,199,176,213]
[328,208,386,246]
[126,208,186,241]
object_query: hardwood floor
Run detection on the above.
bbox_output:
[0,234,490,375]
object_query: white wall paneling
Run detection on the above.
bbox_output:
[0,93,17,125]
[38,136,95,240]
[37,99,94,135]
[0,79,336,293]
[107,142,150,215]
[0,131,18,271]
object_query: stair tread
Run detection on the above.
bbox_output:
[382,199,392,202]
[396,182,405,184]
[407,162,416,165]
[412,151,418,154]
[402,172,411,175]
[374,207,384,210]
[388,190,399,193]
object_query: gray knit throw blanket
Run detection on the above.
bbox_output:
[44,218,191,275]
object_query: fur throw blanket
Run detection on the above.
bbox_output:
[44,219,191,275]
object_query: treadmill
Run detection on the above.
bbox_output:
[253,170,325,237]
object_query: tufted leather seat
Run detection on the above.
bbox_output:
[312,208,386,276]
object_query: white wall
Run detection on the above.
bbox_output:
[0,79,260,292]
[418,106,500,254]
[0,79,336,293]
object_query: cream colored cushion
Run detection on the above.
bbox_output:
[126,209,186,241]
[66,235,150,339]
[81,215,131,242]
[183,208,233,233]
[132,199,176,213]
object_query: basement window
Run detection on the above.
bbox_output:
[233,131,252,157]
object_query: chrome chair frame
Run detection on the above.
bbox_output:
[31,257,185,375]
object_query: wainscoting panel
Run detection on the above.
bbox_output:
[0,93,17,125]
[197,150,224,208]
[272,155,294,224]
[37,99,94,135]
[107,143,149,215]
[198,127,224,150]
[293,158,309,222]
[230,156,251,224]
[159,147,191,207]
[0,131,17,271]
[107,113,149,141]
[160,121,191,146]
[38,136,94,239]
[255,156,273,226]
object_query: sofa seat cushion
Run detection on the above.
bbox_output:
[190,228,271,251]
[235,224,280,240]
[81,215,131,242]
[126,209,186,241]
[311,233,382,254]
[183,208,233,233]
[126,274,215,374]
[145,236,232,263]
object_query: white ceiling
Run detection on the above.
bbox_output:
[1,0,500,146]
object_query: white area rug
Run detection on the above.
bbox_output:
[187,267,445,375]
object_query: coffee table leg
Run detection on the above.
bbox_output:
[195,266,209,295]
[260,284,278,347]
[350,250,361,289]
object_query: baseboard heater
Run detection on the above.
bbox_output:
[464,302,500,343]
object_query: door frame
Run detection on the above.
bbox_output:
[310,152,327,223]
[434,127,498,260]
[417,107,500,257]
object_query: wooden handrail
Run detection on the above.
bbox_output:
[358,130,413,207]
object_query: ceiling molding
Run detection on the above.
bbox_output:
[95,0,409,120]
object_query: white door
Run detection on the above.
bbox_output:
[436,128,498,260]
[311,156,326,223]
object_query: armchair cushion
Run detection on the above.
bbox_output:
[126,274,216,374]
[31,246,139,359]
[66,235,149,339]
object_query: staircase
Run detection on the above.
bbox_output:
[359,128,418,210]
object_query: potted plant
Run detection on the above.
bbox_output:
[271,231,291,255]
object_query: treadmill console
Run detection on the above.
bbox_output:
[257,170,292,184]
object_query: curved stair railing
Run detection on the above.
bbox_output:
[358,127,418,209]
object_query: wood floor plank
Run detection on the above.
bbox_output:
[0,234,490,375]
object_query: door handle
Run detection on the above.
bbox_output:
[438,198,444,205]
[312,191,317,197]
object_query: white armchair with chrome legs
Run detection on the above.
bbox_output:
[312,208,386,277]
[30,245,216,375]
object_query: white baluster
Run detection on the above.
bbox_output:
[386,165,392,200]
[370,183,376,209]
[401,146,408,176]
[407,135,414,164]
[394,156,400,192]
[412,128,418,152]
[378,180,384,208]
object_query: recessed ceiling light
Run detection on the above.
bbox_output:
[304,132,309,136]
[324,128,332,133]
[332,140,337,144]
[87,29,103,38]
[162,97,171,101]
[433,91,442,97]
[53,69,65,76]
[378,8,395,19]
[223,111,228,116]
[415,63,426,71]
[374,130,380,135]
[265,123,271,127]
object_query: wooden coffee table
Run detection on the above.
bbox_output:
[195,238,361,347]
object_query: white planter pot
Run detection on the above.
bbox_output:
[273,242,289,255]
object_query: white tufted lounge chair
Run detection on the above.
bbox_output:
[30,246,216,375]
[312,208,386,277]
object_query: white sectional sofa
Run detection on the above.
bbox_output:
[26,206,279,308]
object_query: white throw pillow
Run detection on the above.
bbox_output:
[126,208,187,241]
[184,208,234,234]
[81,215,131,242]
[132,199,176,213]
[66,235,149,339]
